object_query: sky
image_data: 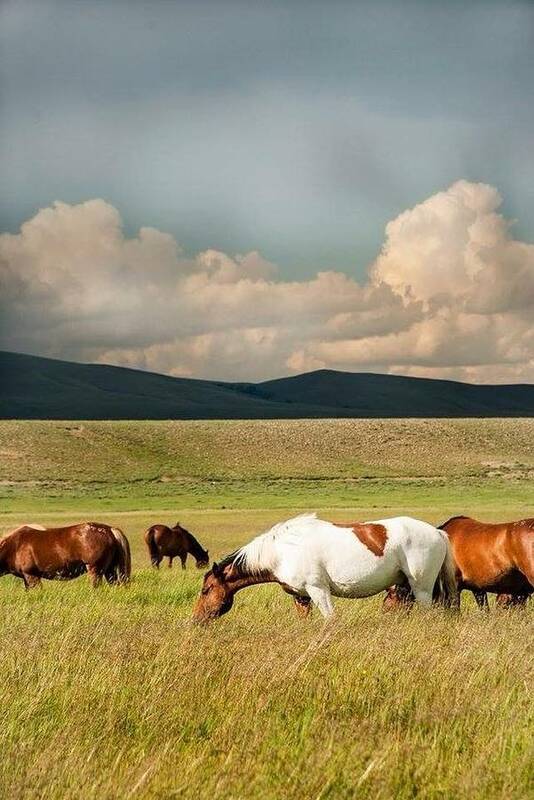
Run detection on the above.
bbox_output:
[1,0,533,383]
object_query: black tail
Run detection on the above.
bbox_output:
[145,527,160,568]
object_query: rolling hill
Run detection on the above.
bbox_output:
[1,350,533,419]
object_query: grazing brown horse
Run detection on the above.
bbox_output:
[0,522,131,588]
[144,522,209,569]
[384,515,533,610]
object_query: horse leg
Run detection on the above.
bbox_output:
[87,565,102,588]
[305,584,335,618]
[402,540,448,608]
[473,590,489,610]
[180,555,187,570]
[410,586,433,607]
[105,568,117,585]
[497,593,529,609]
[383,585,415,612]
[168,557,173,569]
[293,595,312,619]
[405,572,434,607]
[22,573,41,590]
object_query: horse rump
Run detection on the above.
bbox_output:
[144,526,161,568]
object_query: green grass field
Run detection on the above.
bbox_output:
[0,420,533,799]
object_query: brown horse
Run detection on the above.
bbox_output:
[144,522,209,569]
[384,515,534,610]
[0,522,131,588]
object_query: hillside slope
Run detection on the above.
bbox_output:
[1,350,534,418]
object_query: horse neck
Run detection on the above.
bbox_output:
[225,566,277,594]
[183,531,206,560]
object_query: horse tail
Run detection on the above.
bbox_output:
[435,531,459,609]
[111,527,131,584]
[144,527,160,568]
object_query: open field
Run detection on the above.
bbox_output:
[1,418,534,514]
[0,420,533,799]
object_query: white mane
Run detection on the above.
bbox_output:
[234,513,318,574]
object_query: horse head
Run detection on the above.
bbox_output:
[179,523,209,568]
[195,551,210,569]
[192,562,234,623]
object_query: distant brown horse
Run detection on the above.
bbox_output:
[384,515,533,610]
[0,522,131,588]
[144,522,209,569]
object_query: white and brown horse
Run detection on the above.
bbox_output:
[192,513,457,622]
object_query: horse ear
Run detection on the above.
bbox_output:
[212,561,222,578]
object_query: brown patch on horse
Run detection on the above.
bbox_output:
[335,522,388,557]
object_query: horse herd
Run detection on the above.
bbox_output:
[0,514,532,623]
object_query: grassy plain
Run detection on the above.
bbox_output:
[0,419,533,799]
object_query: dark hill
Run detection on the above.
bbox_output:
[1,351,533,419]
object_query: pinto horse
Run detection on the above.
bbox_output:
[192,513,457,622]
[384,515,534,610]
[145,522,209,569]
[0,522,131,588]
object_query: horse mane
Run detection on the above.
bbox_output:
[231,513,318,575]
[217,549,241,571]
[438,515,469,530]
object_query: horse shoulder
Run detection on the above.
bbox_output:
[505,522,534,561]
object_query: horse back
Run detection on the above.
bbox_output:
[442,516,533,591]
[147,524,185,554]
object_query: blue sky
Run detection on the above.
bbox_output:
[1,0,533,279]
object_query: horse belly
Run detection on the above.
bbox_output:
[325,549,401,598]
[464,570,531,595]
[40,560,87,581]
[329,563,402,598]
[458,549,512,591]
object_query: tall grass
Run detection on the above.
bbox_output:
[0,533,532,799]
[0,418,532,798]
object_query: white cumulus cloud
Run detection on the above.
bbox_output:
[1,181,533,383]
